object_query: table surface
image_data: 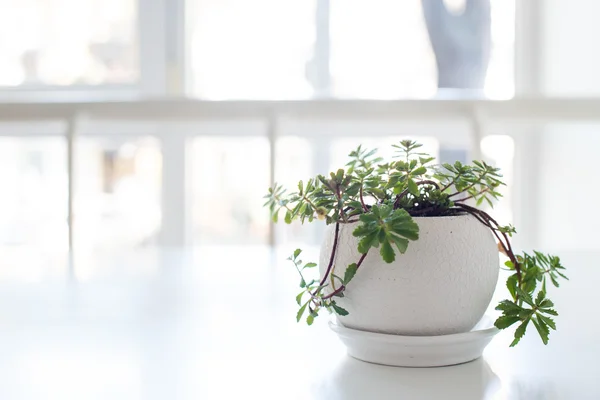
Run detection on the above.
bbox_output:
[0,246,596,400]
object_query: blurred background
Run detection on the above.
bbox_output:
[0,0,598,273]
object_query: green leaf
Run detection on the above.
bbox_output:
[299,202,308,215]
[389,234,409,254]
[332,303,349,316]
[298,180,303,195]
[419,157,435,165]
[495,299,522,315]
[510,318,530,347]
[285,210,293,224]
[407,179,419,196]
[537,314,556,330]
[506,274,518,300]
[494,315,520,329]
[532,316,550,345]
[515,287,534,307]
[380,240,395,263]
[306,314,315,326]
[296,302,308,322]
[412,166,427,176]
[357,231,379,254]
[293,249,302,259]
[538,298,554,309]
[343,263,358,285]
[540,308,558,316]
[303,262,317,269]
[295,292,304,306]
[535,290,545,306]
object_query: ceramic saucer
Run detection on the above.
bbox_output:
[329,315,499,367]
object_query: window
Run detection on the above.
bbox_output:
[0,137,67,250]
[188,0,515,99]
[188,0,317,99]
[330,0,515,99]
[0,0,137,87]
[192,136,270,245]
[75,137,161,250]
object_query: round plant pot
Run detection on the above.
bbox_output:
[319,214,499,336]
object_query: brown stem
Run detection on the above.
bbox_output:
[315,222,340,295]
[359,185,368,212]
[448,172,487,198]
[454,203,521,282]
[440,177,458,192]
[322,252,368,300]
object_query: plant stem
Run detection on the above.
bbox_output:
[448,172,487,198]
[454,203,521,282]
[454,188,490,203]
[359,184,368,212]
[321,252,368,300]
[314,222,340,297]
[440,176,458,192]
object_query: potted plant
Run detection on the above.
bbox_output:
[264,141,566,355]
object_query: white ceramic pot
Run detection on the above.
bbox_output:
[319,214,499,336]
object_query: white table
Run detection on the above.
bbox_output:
[0,247,596,399]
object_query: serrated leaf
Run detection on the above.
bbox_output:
[332,303,349,316]
[532,316,549,345]
[515,287,534,306]
[506,274,518,300]
[510,318,530,347]
[537,314,556,330]
[295,292,304,306]
[389,234,409,254]
[494,315,520,329]
[535,290,545,306]
[380,240,395,263]
[538,298,554,309]
[296,302,308,322]
[357,231,379,254]
[343,263,358,285]
[495,299,522,315]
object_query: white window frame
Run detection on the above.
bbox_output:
[0,0,549,253]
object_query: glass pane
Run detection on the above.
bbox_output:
[0,137,67,250]
[0,0,137,86]
[481,135,514,225]
[192,137,270,244]
[537,124,600,251]
[274,136,313,245]
[188,0,316,99]
[330,0,515,99]
[75,137,161,250]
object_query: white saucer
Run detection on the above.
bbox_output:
[329,315,499,368]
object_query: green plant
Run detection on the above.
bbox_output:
[264,140,566,347]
